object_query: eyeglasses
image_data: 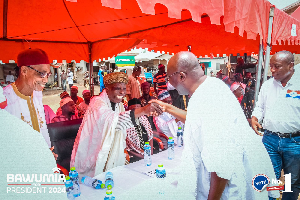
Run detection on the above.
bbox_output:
[165,71,181,82]
[27,66,52,78]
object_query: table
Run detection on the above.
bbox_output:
[76,146,185,200]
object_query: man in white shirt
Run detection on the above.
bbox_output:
[67,68,74,92]
[5,71,14,84]
[251,51,300,200]
[151,51,279,200]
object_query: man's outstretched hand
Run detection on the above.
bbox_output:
[143,102,163,116]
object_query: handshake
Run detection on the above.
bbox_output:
[135,100,168,117]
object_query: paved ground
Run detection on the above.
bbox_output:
[42,84,100,112]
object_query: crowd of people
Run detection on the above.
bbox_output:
[1,48,299,200]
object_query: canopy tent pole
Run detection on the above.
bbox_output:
[254,43,264,106]
[88,42,94,96]
[263,6,275,83]
[3,0,8,38]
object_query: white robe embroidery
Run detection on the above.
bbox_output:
[3,83,50,147]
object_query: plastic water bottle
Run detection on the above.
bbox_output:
[69,167,81,197]
[81,176,105,189]
[105,172,114,189]
[168,137,174,160]
[64,176,75,200]
[177,127,183,147]
[156,164,166,178]
[104,190,115,200]
[144,141,152,166]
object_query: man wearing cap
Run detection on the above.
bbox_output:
[125,98,153,163]
[70,85,83,106]
[126,66,142,100]
[71,72,162,178]
[51,97,79,123]
[153,64,167,95]
[230,82,244,104]
[139,81,156,107]
[3,48,52,148]
[77,90,91,118]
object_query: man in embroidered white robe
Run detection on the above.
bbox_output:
[71,72,162,178]
[3,49,52,148]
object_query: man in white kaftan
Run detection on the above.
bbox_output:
[4,83,50,147]
[0,86,65,200]
[3,49,52,148]
[71,72,162,179]
[152,51,280,200]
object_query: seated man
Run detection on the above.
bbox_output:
[70,86,83,106]
[70,72,162,178]
[125,98,153,163]
[56,91,79,116]
[139,82,156,107]
[154,90,179,143]
[77,90,91,118]
[51,97,79,123]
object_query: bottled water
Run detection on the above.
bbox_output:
[104,190,115,200]
[69,167,81,197]
[168,137,174,160]
[81,176,105,189]
[144,141,152,166]
[177,127,183,147]
[156,164,166,178]
[105,172,114,189]
[64,176,75,200]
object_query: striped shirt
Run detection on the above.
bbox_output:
[153,72,167,92]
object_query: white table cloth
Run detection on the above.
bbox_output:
[75,147,188,200]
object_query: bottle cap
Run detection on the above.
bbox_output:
[178,127,182,130]
[107,184,112,190]
[158,164,163,167]
[65,176,70,181]
[101,183,105,189]
[145,142,149,145]
[169,137,173,140]
[70,167,76,171]
[106,190,112,195]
